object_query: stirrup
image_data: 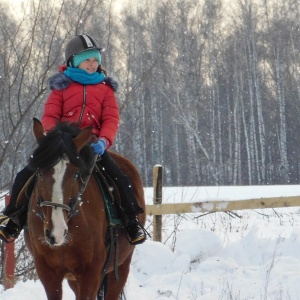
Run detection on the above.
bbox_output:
[130,233,146,245]
[126,219,150,245]
[0,215,9,225]
[0,226,16,243]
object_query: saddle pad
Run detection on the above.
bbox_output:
[94,170,123,226]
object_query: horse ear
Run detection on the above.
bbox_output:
[33,118,45,141]
[73,126,93,152]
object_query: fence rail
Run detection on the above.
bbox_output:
[145,195,300,216]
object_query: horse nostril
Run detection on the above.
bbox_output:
[45,229,50,238]
[64,229,68,236]
[45,229,56,245]
[49,236,55,245]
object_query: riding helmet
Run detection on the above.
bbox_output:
[65,34,103,67]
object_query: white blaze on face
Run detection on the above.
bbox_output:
[51,159,68,245]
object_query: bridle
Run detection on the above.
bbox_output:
[35,163,95,222]
[35,174,84,222]
[37,196,82,222]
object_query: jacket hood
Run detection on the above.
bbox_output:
[48,73,72,91]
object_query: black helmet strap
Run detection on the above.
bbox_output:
[67,55,75,67]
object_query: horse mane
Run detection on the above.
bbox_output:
[28,122,94,176]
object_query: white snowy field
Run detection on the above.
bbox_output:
[1,185,300,299]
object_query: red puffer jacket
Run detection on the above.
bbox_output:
[41,73,119,147]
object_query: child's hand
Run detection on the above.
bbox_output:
[91,139,106,155]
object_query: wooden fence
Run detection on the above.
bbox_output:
[3,165,300,290]
[146,165,300,242]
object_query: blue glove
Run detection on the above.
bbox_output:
[91,139,106,155]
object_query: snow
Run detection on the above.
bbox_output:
[1,185,300,299]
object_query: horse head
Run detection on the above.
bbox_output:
[29,118,94,246]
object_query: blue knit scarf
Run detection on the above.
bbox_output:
[63,67,105,85]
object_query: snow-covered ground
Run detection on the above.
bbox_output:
[1,185,300,299]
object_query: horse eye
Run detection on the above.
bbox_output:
[73,172,80,179]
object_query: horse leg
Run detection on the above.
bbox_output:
[75,269,102,300]
[105,252,133,300]
[35,262,64,300]
[67,279,79,297]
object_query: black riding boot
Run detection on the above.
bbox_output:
[0,167,35,243]
[99,151,146,245]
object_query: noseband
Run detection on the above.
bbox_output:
[39,200,73,212]
[37,196,83,222]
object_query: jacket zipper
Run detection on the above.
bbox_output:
[78,85,86,125]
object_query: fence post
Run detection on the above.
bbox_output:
[153,164,163,242]
[3,194,14,289]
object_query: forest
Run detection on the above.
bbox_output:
[0,0,300,188]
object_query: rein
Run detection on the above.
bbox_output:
[77,154,99,197]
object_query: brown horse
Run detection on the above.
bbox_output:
[24,118,145,300]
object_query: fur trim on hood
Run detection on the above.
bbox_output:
[48,72,119,92]
[48,73,72,91]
